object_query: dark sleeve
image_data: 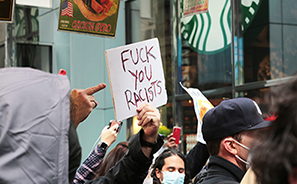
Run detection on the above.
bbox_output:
[69,121,82,183]
[85,129,164,184]
[193,166,208,184]
[217,181,240,184]
[185,142,209,179]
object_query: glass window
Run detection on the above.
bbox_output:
[5,5,53,72]
[243,0,297,83]
[269,0,281,23]
[0,45,5,68]
[16,43,52,73]
[13,6,54,44]
[125,0,297,154]
[283,25,297,76]
[0,23,5,68]
[243,0,269,83]
[236,87,271,118]
[180,0,232,92]
[269,24,284,79]
[282,0,297,24]
[0,23,5,43]
[14,6,40,42]
[181,46,232,91]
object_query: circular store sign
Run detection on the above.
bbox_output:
[181,0,262,54]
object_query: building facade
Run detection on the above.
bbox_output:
[124,0,297,153]
[1,0,297,157]
[0,0,126,161]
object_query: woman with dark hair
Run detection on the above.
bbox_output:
[151,149,192,184]
[94,141,129,177]
[73,122,123,184]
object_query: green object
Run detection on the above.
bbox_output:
[158,125,171,137]
[180,0,263,54]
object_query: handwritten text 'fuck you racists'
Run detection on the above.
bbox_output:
[106,38,167,121]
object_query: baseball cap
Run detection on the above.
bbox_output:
[202,97,271,142]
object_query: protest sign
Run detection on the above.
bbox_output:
[105,38,167,121]
[0,0,14,23]
[180,82,213,144]
[183,0,209,17]
[58,0,120,37]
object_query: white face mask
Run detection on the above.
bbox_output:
[160,171,185,184]
[232,139,251,170]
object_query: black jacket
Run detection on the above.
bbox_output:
[69,120,82,183]
[86,129,164,184]
[196,155,244,184]
[185,142,209,179]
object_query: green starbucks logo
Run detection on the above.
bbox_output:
[181,0,262,54]
[241,0,261,31]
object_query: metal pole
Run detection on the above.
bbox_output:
[125,0,133,44]
[230,0,242,98]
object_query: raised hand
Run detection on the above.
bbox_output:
[136,103,160,143]
[100,122,120,147]
[70,83,106,128]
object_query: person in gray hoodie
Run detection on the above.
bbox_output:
[0,67,106,184]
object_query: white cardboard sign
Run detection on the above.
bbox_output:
[180,82,213,144]
[105,38,167,121]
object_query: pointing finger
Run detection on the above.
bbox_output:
[85,83,106,95]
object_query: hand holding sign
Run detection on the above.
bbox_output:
[105,38,167,121]
[137,103,160,143]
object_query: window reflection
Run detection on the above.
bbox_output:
[125,0,297,154]
[283,25,297,76]
[243,0,297,82]
[181,45,232,91]
[282,0,297,24]
[0,45,5,68]
[180,0,232,91]
[16,44,52,73]
[236,88,271,119]
[5,6,53,72]
[14,6,39,42]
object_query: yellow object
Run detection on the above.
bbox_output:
[158,125,171,137]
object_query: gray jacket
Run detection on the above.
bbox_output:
[0,67,71,184]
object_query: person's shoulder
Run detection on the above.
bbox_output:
[198,181,239,184]
[216,181,240,184]
[193,166,208,183]
[195,175,239,184]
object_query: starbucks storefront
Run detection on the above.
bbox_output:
[125,0,297,154]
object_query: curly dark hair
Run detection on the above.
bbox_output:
[251,76,297,184]
[150,149,192,184]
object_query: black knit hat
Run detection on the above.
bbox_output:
[202,97,271,142]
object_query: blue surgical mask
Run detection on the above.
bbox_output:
[161,171,185,184]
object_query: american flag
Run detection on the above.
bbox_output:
[61,0,73,18]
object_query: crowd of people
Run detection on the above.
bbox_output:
[1,67,297,184]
